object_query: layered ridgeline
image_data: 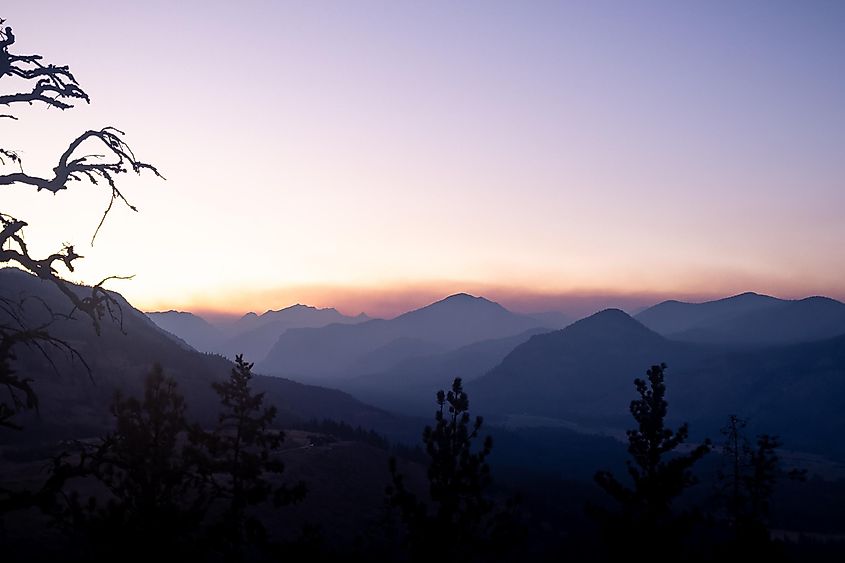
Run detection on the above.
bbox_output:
[148,305,370,363]
[635,292,845,344]
[257,293,568,383]
[0,268,396,441]
[340,328,550,416]
[144,310,223,353]
[469,307,845,459]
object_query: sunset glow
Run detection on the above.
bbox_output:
[4,1,843,318]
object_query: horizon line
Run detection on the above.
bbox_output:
[140,285,845,322]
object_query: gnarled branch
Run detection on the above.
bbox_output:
[0,296,91,429]
[0,22,89,112]
[0,214,130,335]
[0,17,162,432]
[0,127,164,242]
[0,127,163,194]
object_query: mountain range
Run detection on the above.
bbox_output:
[635,292,845,344]
[147,305,370,363]
[0,268,398,442]
[8,269,845,461]
[256,293,566,382]
[470,306,845,458]
[340,327,550,415]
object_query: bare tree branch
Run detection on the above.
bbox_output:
[0,18,161,431]
[0,214,132,335]
[0,22,89,112]
[0,128,163,209]
[0,296,91,429]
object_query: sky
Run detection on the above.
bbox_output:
[2,1,844,318]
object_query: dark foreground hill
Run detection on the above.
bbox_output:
[0,268,399,443]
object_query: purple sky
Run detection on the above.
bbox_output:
[3,1,844,317]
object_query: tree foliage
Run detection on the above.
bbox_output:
[31,359,307,561]
[716,415,806,556]
[190,354,306,560]
[51,366,208,560]
[387,377,518,562]
[593,363,710,560]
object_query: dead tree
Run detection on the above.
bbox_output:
[0,17,162,428]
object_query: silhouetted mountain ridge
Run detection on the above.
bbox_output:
[559,308,665,345]
[146,310,222,353]
[258,293,550,381]
[637,292,845,344]
[149,302,370,364]
[0,268,396,441]
[341,327,552,415]
[469,307,845,459]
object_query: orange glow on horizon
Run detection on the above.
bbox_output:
[5,6,844,324]
[135,277,845,321]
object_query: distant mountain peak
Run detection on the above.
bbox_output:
[391,293,509,324]
[439,293,501,306]
[405,293,508,317]
[720,291,777,302]
[147,309,193,316]
[288,303,317,310]
[261,303,322,316]
[799,296,840,305]
[594,307,628,317]
[571,308,637,327]
[563,308,663,342]
[443,292,484,302]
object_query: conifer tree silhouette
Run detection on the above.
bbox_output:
[387,377,518,563]
[593,363,710,561]
[52,365,207,561]
[716,415,805,559]
[191,354,306,561]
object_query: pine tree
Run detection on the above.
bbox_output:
[719,414,750,528]
[54,365,208,561]
[716,415,805,557]
[387,377,518,563]
[191,354,305,560]
[593,363,710,561]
